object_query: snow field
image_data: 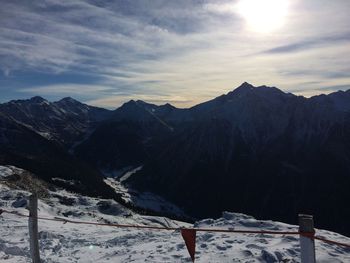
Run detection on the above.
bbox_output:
[1,166,350,262]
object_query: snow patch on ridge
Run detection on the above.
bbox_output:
[104,167,188,218]
[0,166,25,179]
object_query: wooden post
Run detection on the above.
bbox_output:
[28,194,40,263]
[299,214,316,263]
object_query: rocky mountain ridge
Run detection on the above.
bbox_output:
[1,83,349,236]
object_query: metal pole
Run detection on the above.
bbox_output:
[299,214,316,263]
[28,194,40,263]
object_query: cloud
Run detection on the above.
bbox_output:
[203,2,238,15]
[0,0,350,107]
[317,84,350,92]
[17,84,113,101]
[291,84,350,98]
[279,69,350,79]
[263,33,350,54]
[0,0,229,80]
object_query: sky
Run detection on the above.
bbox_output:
[0,0,349,108]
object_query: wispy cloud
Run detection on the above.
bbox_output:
[263,33,350,54]
[17,84,112,96]
[291,85,350,98]
[317,84,350,92]
[0,0,350,106]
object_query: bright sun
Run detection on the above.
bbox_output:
[237,0,289,33]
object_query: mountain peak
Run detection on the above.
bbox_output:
[58,97,81,104]
[162,103,175,108]
[122,99,137,106]
[229,82,256,94]
[118,100,139,111]
[229,83,288,98]
[29,96,47,103]
[238,82,255,89]
[121,100,154,108]
[60,97,77,102]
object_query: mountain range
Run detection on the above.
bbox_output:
[0,82,349,236]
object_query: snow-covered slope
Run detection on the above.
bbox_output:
[104,167,189,219]
[1,166,349,263]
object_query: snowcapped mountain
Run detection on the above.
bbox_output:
[0,96,112,146]
[0,98,117,201]
[0,83,350,237]
[1,165,349,262]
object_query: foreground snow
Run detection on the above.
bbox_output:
[0,166,350,262]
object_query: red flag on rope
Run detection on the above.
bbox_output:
[181,229,196,262]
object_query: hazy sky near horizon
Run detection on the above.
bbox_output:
[0,0,349,108]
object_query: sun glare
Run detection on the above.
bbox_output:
[237,0,289,33]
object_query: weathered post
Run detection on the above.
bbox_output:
[28,194,40,263]
[299,214,316,263]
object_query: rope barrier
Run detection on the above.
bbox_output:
[0,208,301,233]
[1,208,350,249]
[313,236,350,249]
